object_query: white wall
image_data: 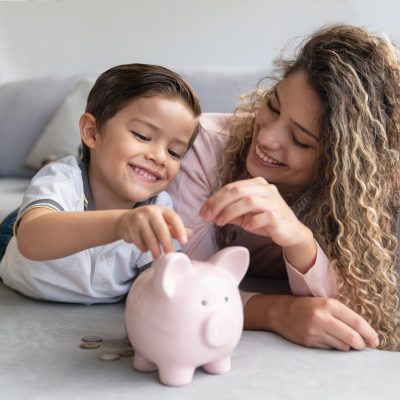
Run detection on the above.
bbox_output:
[1,0,400,82]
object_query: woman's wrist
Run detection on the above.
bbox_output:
[283,226,317,274]
[243,294,290,332]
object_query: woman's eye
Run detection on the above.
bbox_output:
[291,132,310,149]
[168,149,183,160]
[266,98,280,114]
[131,131,151,142]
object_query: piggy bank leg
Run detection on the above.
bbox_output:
[158,365,195,386]
[133,353,157,372]
[202,356,231,374]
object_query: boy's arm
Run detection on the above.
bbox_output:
[17,205,188,261]
[17,208,125,260]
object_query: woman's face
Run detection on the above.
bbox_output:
[246,70,322,193]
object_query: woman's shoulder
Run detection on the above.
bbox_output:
[199,112,232,132]
[194,113,233,152]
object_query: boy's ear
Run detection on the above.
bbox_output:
[79,112,98,149]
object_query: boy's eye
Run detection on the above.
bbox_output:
[131,131,151,142]
[168,149,183,160]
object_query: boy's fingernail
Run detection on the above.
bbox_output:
[180,235,188,244]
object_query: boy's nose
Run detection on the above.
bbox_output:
[145,147,167,165]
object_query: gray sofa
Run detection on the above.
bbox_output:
[0,69,262,220]
[0,71,398,399]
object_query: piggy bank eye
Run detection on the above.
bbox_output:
[201,300,207,306]
[225,296,229,303]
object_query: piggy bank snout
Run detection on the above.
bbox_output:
[204,311,240,349]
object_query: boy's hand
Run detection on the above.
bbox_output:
[116,205,191,259]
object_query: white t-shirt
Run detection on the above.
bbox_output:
[0,156,178,304]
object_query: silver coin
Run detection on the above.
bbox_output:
[80,342,101,350]
[81,335,103,343]
[98,353,120,361]
[117,348,135,357]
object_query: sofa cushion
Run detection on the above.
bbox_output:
[180,69,263,113]
[24,80,94,170]
[0,70,263,178]
[0,76,86,178]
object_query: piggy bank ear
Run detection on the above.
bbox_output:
[153,252,193,298]
[208,246,249,284]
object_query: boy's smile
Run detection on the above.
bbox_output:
[130,165,161,182]
[83,95,198,210]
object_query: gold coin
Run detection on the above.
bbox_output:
[117,348,135,357]
[81,335,103,343]
[80,342,101,349]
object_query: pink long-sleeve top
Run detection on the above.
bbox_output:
[167,113,337,303]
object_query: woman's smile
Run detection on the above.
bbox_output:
[254,144,285,168]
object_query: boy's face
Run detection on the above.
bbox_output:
[84,96,197,208]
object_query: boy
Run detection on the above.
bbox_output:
[0,63,201,304]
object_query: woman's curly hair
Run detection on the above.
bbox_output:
[218,24,400,350]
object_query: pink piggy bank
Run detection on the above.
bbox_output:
[125,246,249,386]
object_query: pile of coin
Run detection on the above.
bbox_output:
[80,335,103,349]
[79,335,134,362]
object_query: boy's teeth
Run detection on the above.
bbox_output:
[256,145,281,164]
[134,166,157,181]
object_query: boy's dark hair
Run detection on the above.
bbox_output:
[81,63,202,162]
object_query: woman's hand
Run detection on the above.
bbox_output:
[117,205,191,259]
[199,177,316,272]
[245,294,380,351]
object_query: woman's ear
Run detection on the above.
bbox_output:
[79,112,98,149]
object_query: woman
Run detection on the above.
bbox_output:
[168,24,400,351]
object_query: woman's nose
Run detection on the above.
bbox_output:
[257,123,284,150]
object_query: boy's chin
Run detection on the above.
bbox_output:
[129,187,166,203]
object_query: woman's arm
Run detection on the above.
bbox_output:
[199,177,337,295]
[243,293,379,351]
[199,177,318,271]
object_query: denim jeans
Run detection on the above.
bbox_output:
[0,209,18,262]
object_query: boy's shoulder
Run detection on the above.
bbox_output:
[22,155,85,212]
[32,155,82,183]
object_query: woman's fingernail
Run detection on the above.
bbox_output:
[201,211,211,221]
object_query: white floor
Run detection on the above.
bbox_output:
[0,280,398,400]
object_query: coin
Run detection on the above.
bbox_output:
[98,353,120,361]
[81,335,103,343]
[80,342,101,350]
[117,348,135,357]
